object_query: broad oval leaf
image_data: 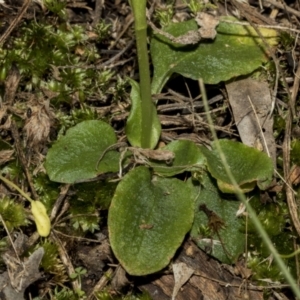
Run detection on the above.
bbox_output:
[125,78,161,149]
[31,200,51,237]
[151,17,278,93]
[201,140,273,193]
[108,166,195,275]
[45,120,120,183]
[150,140,206,176]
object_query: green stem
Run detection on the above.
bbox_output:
[0,174,33,203]
[199,79,300,298]
[130,0,153,148]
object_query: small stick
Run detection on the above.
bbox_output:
[10,122,39,200]
[0,0,31,45]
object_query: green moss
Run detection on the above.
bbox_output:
[0,197,28,231]
[44,0,67,20]
[75,181,118,209]
[0,17,115,104]
[291,139,300,165]
[52,287,81,300]
[55,104,99,137]
[69,196,100,233]
[248,255,285,282]
[247,229,296,283]
[33,173,60,210]
[58,181,117,233]
[34,240,68,285]
[274,115,286,138]
[279,31,295,50]
[95,290,152,300]
[1,161,23,179]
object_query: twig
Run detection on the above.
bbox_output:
[282,65,300,237]
[264,0,300,18]
[91,0,104,27]
[10,122,39,200]
[50,184,71,221]
[192,270,291,290]
[0,0,31,45]
[0,214,22,263]
[53,229,102,243]
[87,268,114,300]
[283,112,300,236]
[291,58,300,113]
[4,64,21,106]
[109,16,134,50]
[221,19,300,34]
[247,96,296,193]
[50,232,80,292]
[99,40,134,68]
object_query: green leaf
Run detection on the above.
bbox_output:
[108,166,195,275]
[201,140,273,193]
[250,203,285,237]
[125,78,161,148]
[69,273,78,279]
[191,174,245,263]
[151,17,278,93]
[150,140,206,176]
[45,120,120,183]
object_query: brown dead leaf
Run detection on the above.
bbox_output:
[226,78,276,165]
[288,165,300,185]
[0,149,14,164]
[75,46,85,56]
[172,262,194,300]
[4,64,21,106]
[234,259,252,280]
[87,31,99,39]
[77,239,113,274]
[0,106,8,122]
[23,100,53,149]
[196,12,219,39]
[0,233,44,299]
[135,148,175,162]
[111,266,129,291]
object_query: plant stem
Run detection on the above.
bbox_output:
[0,174,33,203]
[130,0,153,148]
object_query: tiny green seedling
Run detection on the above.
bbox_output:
[70,267,87,298]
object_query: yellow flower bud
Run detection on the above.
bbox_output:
[31,201,51,237]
